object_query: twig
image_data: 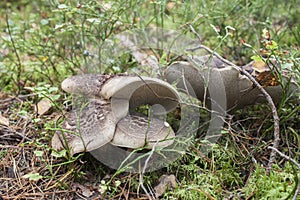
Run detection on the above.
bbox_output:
[135,73,179,104]
[268,146,300,200]
[6,8,22,94]
[0,93,38,103]
[294,183,300,200]
[139,141,158,200]
[2,190,72,199]
[267,147,300,169]
[188,25,280,174]
[187,24,202,44]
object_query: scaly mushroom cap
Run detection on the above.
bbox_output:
[111,114,175,149]
[61,74,179,115]
[52,74,179,155]
[52,98,116,155]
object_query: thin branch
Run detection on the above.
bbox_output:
[188,25,280,174]
[187,23,202,44]
[139,141,158,200]
[267,146,300,169]
[6,8,22,94]
[294,183,300,200]
[268,146,300,200]
[0,93,38,103]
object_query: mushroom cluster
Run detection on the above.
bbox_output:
[52,74,179,155]
[52,55,299,158]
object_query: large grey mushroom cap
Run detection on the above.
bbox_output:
[111,114,175,149]
[165,60,243,110]
[165,55,299,110]
[52,98,116,155]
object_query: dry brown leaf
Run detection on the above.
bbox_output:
[72,183,94,198]
[0,115,9,126]
[154,174,177,198]
[252,60,269,73]
[251,60,280,87]
[0,92,9,100]
[36,98,52,116]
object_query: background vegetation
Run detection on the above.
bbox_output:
[0,0,299,199]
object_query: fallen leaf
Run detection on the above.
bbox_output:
[154,174,177,198]
[252,60,268,73]
[36,98,52,116]
[252,59,280,74]
[0,115,9,126]
[72,183,94,198]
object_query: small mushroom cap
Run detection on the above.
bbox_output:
[165,60,242,110]
[165,56,299,110]
[111,114,175,149]
[51,98,116,155]
[61,74,115,96]
[100,76,179,114]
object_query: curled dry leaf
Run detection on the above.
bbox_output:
[72,183,94,198]
[255,71,279,87]
[36,98,52,116]
[154,174,177,198]
[0,115,9,126]
[252,60,270,73]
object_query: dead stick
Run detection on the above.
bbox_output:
[187,24,280,174]
[268,146,300,200]
[139,141,158,200]
[268,146,300,169]
[6,9,22,94]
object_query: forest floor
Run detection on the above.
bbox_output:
[0,1,300,199]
